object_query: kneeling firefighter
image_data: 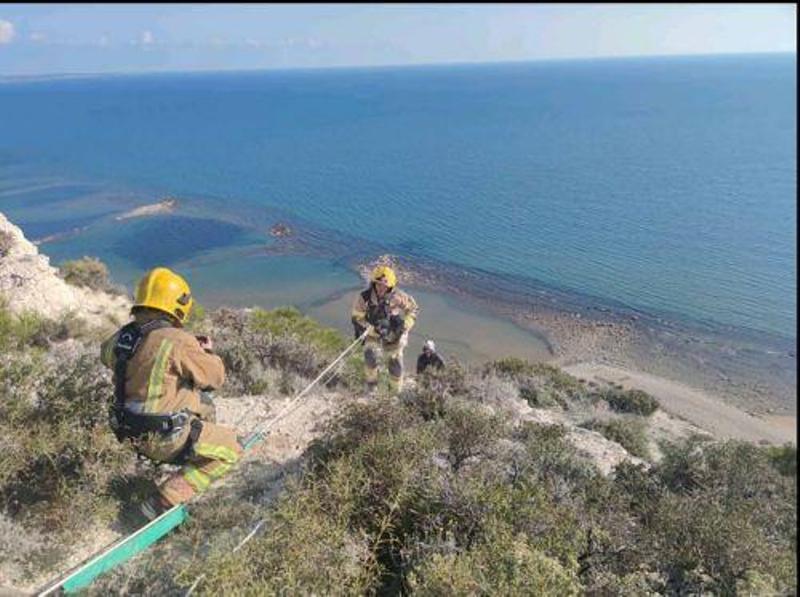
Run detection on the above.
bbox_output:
[351,265,419,394]
[100,267,242,520]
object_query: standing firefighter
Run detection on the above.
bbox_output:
[100,267,242,520]
[351,265,419,394]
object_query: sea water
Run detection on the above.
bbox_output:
[0,54,795,356]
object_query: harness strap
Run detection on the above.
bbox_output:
[172,418,205,465]
[113,319,172,409]
[363,286,392,327]
[110,318,174,442]
[122,410,190,434]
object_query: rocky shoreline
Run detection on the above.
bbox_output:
[355,254,796,416]
[260,226,796,414]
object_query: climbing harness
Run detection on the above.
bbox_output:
[109,318,184,442]
[353,286,406,344]
[36,328,370,596]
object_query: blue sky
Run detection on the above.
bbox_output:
[0,4,795,76]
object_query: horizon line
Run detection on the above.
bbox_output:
[0,49,795,81]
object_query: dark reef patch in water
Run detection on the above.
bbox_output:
[111,215,246,268]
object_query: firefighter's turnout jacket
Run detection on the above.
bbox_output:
[101,311,242,505]
[351,285,419,343]
[351,285,419,392]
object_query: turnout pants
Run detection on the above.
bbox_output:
[363,333,408,393]
[133,397,242,506]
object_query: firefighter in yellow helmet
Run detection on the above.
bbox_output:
[351,265,419,394]
[100,267,242,520]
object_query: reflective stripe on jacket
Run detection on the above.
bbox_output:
[100,316,225,416]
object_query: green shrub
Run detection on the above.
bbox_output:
[611,459,665,517]
[0,229,14,257]
[486,357,585,409]
[0,303,43,351]
[599,388,659,416]
[638,439,798,594]
[0,302,91,353]
[583,569,664,596]
[766,443,797,477]
[0,304,70,351]
[444,400,505,470]
[406,362,470,419]
[184,481,377,596]
[488,359,583,392]
[581,417,651,459]
[486,356,537,378]
[333,353,366,392]
[0,352,135,535]
[513,422,598,492]
[4,305,791,595]
[206,307,356,395]
[648,494,794,595]
[59,256,117,293]
[408,530,581,595]
[519,382,564,408]
[250,306,347,358]
[309,398,426,463]
[207,309,319,394]
[656,438,785,498]
[72,384,796,597]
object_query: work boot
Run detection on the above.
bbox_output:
[140,493,174,521]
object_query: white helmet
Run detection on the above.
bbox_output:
[424,339,436,352]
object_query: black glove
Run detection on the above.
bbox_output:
[375,318,391,339]
[353,320,367,342]
[389,314,406,334]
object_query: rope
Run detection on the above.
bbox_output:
[181,329,369,596]
[37,330,369,596]
[184,519,271,596]
[236,329,368,440]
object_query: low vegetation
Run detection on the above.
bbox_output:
[486,356,587,409]
[581,416,651,459]
[0,299,89,351]
[0,296,795,595]
[129,398,794,596]
[0,303,145,581]
[59,256,126,295]
[0,229,14,257]
[198,307,362,397]
[599,387,660,416]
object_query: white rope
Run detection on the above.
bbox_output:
[184,519,269,596]
[241,329,368,440]
[38,329,370,597]
[182,329,368,596]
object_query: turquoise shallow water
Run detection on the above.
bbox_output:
[0,53,795,341]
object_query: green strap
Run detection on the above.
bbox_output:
[38,505,188,595]
[37,429,267,594]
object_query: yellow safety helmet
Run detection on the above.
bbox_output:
[133,267,193,325]
[371,265,397,288]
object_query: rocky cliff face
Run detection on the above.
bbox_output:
[0,212,131,328]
